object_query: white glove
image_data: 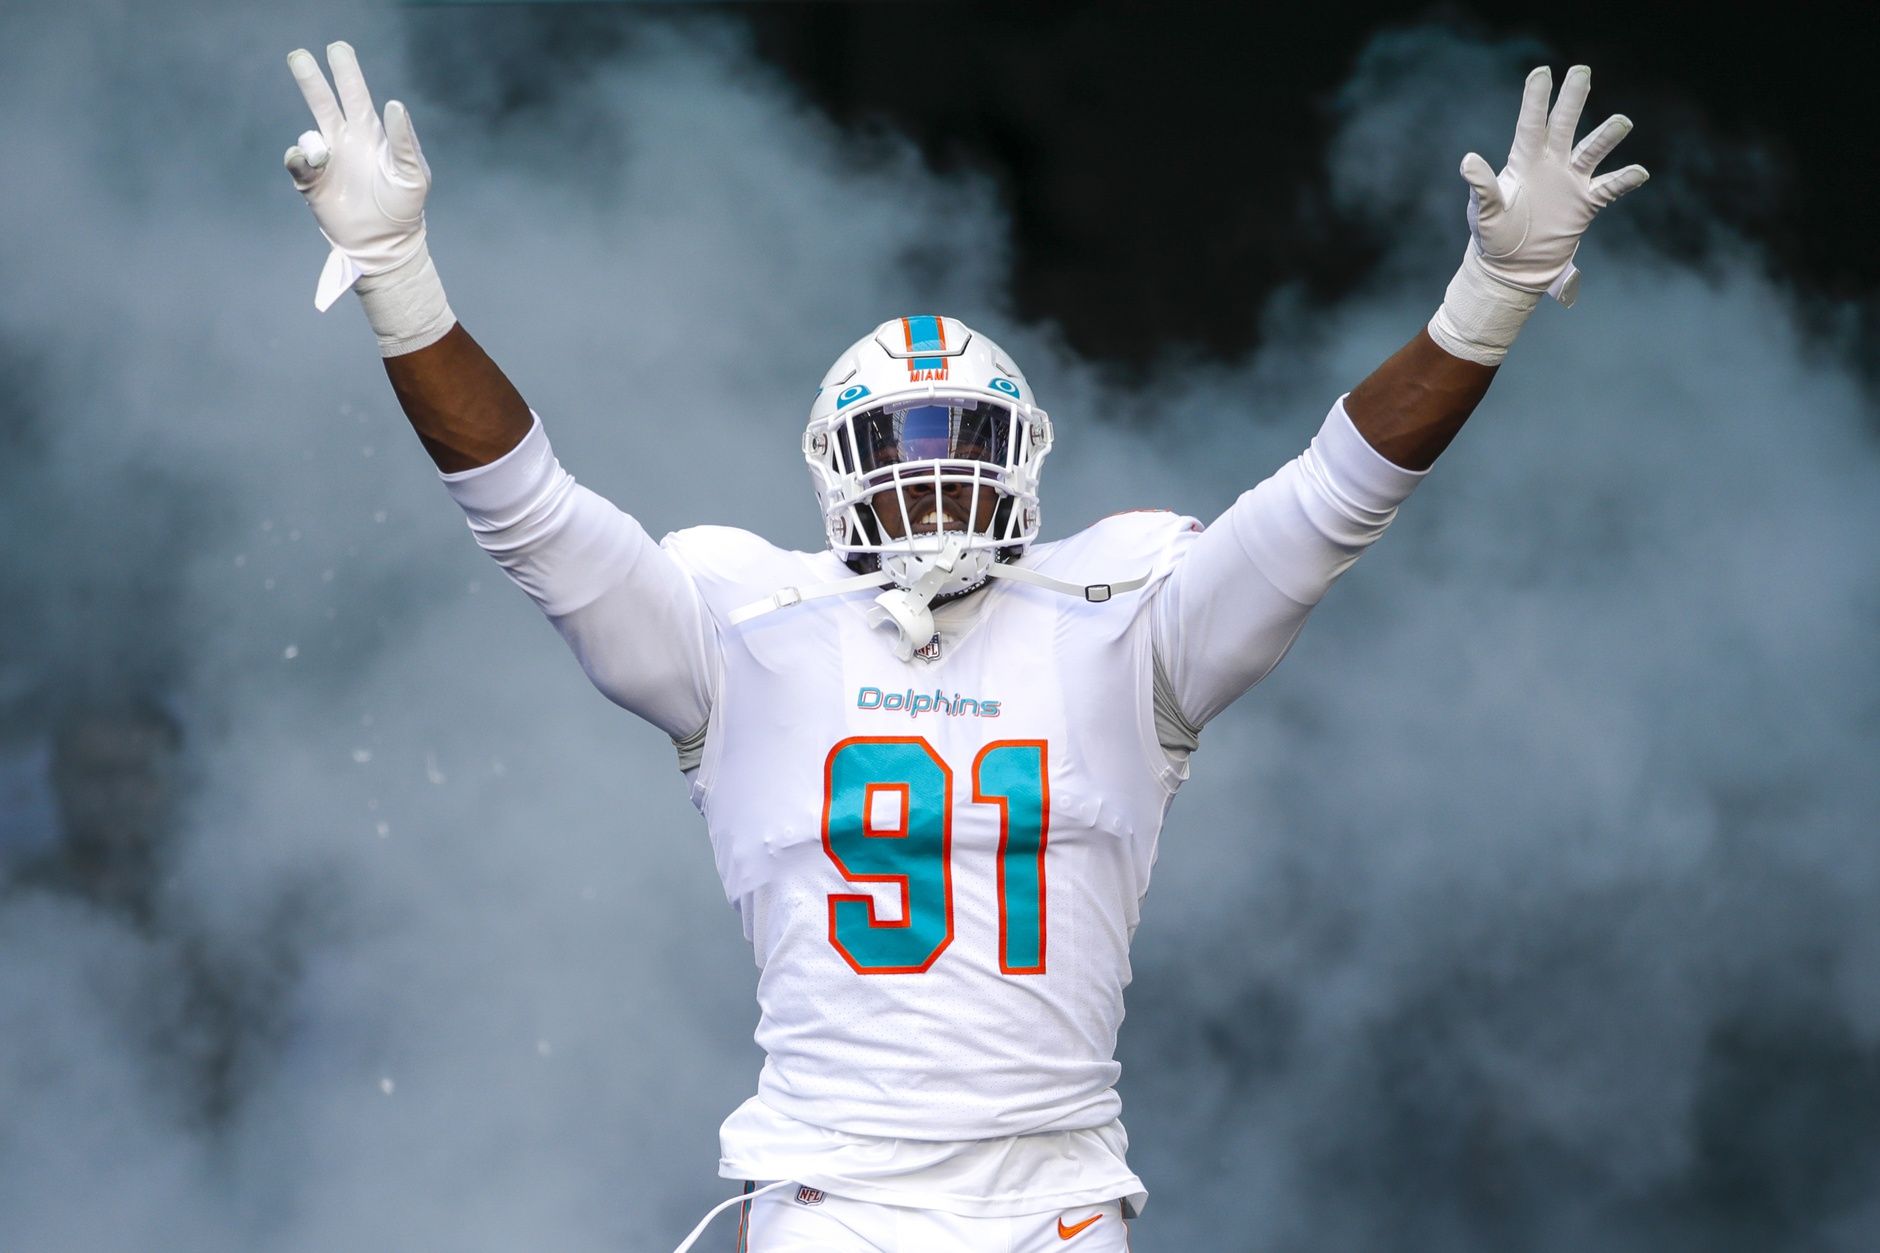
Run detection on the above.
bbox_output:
[284,42,456,357]
[285,42,432,310]
[1429,65,1649,365]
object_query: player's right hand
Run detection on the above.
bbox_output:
[284,42,431,311]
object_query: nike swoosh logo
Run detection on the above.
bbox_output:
[1057,1213,1103,1240]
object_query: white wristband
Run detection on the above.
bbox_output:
[1426,246,1542,366]
[352,241,456,357]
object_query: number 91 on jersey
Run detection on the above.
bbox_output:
[821,737,1049,976]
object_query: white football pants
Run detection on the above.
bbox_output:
[725,1182,1130,1252]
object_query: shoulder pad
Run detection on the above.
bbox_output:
[662,526,839,624]
[1028,509,1203,590]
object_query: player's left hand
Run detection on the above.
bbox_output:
[1460,65,1648,307]
[283,41,432,311]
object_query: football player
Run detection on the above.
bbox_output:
[282,42,1646,1251]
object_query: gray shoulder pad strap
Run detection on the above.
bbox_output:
[1151,648,1201,760]
[672,719,708,773]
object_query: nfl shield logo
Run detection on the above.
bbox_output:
[913,633,942,662]
[795,1185,826,1206]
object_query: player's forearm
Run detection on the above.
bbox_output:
[1343,66,1649,474]
[1343,328,1496,471]
[353,241,534,473]
[382,322,534,473]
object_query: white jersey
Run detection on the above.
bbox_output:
[438,395,1425,1215]
[665,509,1197,1141]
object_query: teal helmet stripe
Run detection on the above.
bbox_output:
[904,314,947,373]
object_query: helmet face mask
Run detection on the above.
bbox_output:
[844,398,1014,540]
[805,317,1051,597]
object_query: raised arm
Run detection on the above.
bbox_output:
[1153,66,1647,738]
[1346,65,1647,469]
[281,43,714,748]
[283,42,531,471]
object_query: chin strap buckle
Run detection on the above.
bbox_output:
[865,589,936,662]
[863,534,971,660]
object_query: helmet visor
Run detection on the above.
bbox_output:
[838,400,1013,477]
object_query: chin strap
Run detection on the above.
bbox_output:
[729,535,1152,660]
[727,569,893,625]
[982,561,1150,602]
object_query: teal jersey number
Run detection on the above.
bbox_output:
[976,741,1049,974]
[823,738,955,974]
[822,737,1050,976]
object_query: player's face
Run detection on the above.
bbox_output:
[845,400,1011,542]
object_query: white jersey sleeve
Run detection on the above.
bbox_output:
[438,413,715,743]
[1152,394,1427,730]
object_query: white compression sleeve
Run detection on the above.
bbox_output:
[440,414,715,740]
[1152,395,1426,730]
[353,241,457,357]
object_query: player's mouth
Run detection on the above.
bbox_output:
[876,484,992,538]
[910,495,988,535]
[879,491,969,536]
[912,506,963,534]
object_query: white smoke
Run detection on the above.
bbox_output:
[0,6,1873,1251]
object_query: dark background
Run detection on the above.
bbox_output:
[417,0,1878,373]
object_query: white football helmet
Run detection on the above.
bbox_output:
[736,317,1140,657]
[804,316,1052,600]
